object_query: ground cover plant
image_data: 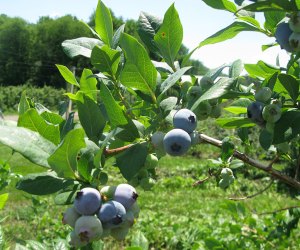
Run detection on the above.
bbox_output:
[1,0,300,249]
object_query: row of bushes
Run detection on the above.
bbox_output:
[0,85,67,113]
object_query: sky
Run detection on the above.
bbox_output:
[0,0,290,69]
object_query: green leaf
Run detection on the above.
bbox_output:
[138,12,162,55]
[245,60,280,78]
[77,95,106,143]
[116,143,148,181]
[25,240,47,250]
[18,91,30,115]
[80,68,98,101]
[0,193,8,210]
[223,106,247,114]
[154,4,183,67]
[18,109,61,145]
[16,172,72,195]
[229,59,244,78]
[273,110,300,144]
[48,129,86,179]
[278,74,299,103]
[0,125,56,168]
[95,0,113,47]
[221,137,235,162]
[120,33,157,96]
[40,111,64,126]
[60,112,75,140]
[216,117,255,129]
[54,188,79,205]
[191,78,235,111]
[62,37,103,58]
[56,65,79,87]
[259,129,273,150]
[131,231,149,250]
[100,83,128,127]
[91,45,121,78]
[199,21,261,48]
[158,66,192,101]
[264,11,286,33]
[241,0,297,12]
[112,24,125,49]
[160,97,178,114]
[202,0,237,13]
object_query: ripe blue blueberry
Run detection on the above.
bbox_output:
[275,22,293,52]
[247,101,265,126]
[113,184,138,209]
[173,109,197,133]
[98,200,126,228]
[74,187,102,215]
[163,128,191,156]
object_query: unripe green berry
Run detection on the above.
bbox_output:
[100,185,116,201]
[254,87,272,103]
[219,178,230,189]
[144,154,158,169]
[289,32,300,52]
[262,104,282,123]
[210,104,222,118]
[194,101,212,120]
[220,168,233,180]
[289,12,300,33]
[200,76,214,91]
[276,142,289,153]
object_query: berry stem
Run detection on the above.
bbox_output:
[198,133,300,189]
[104,144,133,156]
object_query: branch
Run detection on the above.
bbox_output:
[199,133,300,190]
[258,205,300,216]
[228,180,274,201]
[104,144,132,156]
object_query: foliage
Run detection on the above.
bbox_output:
[1,0,300,249]
[0,85,66,113]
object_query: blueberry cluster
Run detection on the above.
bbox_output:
[247,87,282,130]
[62,184,140,248]
[275,12,300,52]
[153,109,199,157]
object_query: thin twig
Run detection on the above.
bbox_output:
[228,180,274,201]
[104,144,132,156]
[193,176,210,186]
[257,205,300,216]
[198,133,300,189]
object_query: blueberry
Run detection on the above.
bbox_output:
[100,185,116,202]
[113,184,138,209]
[173,109,197,133]
[275,22,293,52]
[163,128,191,156]
[289,32,300,52]
[144,154,158,169]
[62,206,81,228]
[194,101,212,121]
[200,76,214,91]
[98,200,126,228]
[220,168,233,180]
[74,187,102,215]
[254,87,272,103]
[69,231,88,248]
[289,12,300,33]
[247,101,265,126]
[74,215,103,242]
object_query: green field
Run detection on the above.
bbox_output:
[0,143,300,250]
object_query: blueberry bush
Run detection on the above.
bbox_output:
[1,0,300,248]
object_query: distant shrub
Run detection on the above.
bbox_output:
[0,85,66,113]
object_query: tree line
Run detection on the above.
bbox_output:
[0,12,208,89]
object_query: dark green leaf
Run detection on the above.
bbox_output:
[54,188,79,205]
[62,37,103,58]
[221,137,235,161]
[60,112,75,140]
[138,12,162,55]
[259,129,273,150]
[77,95,106,143]
[91,45,121,78]
[278,74,299,103]
[0,125,56,168]
[120,33,157,96]
[273,110,300,144]
[264,11,286,33]
[18,109,61,145]
[16,172,72,195]
[199,21,261,48]
[95,0,113,47]
[116,143,148,181]
[154,4,183,67]
[48,129,86,179]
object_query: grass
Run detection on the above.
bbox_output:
[0,142,300,249]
